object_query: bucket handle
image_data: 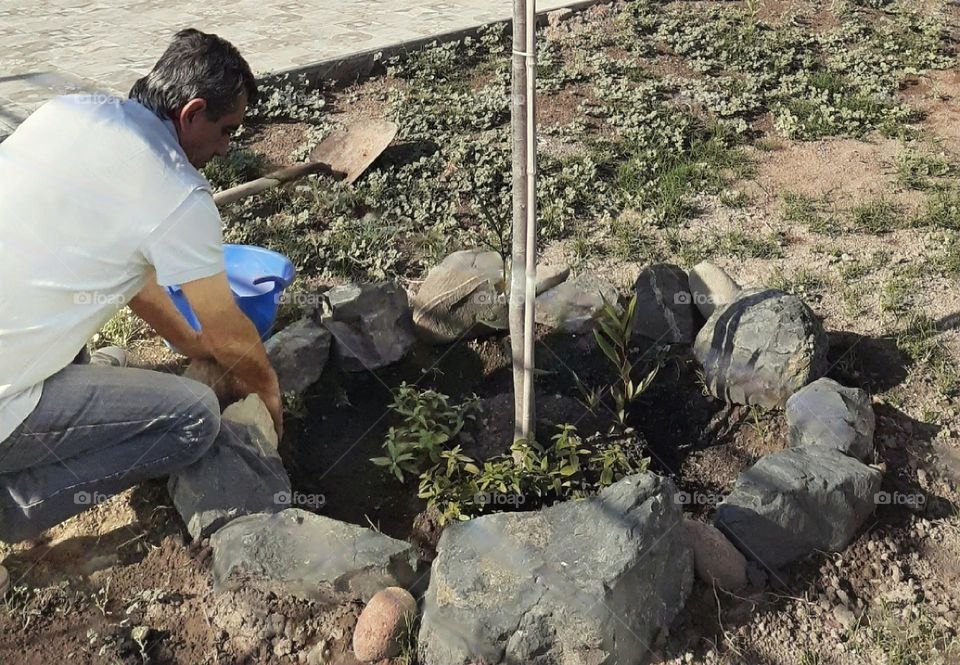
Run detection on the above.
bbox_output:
[252,262,296,291]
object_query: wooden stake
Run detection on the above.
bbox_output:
[509,0,529,444]
[520,0,537,441]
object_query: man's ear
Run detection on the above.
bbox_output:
[177,98,208,129]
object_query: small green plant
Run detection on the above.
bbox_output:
[415,424,647,523]
[915,190,960,230]
[895,150,957,190]
[592,293,660,430]
[370,384,479,482]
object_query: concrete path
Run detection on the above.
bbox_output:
[0,0,585,139]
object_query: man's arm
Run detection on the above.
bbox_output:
[180,272,283,437]
[129,270,212,360]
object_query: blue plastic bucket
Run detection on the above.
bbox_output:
[166,244,296,341]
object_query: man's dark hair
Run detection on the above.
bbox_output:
[129,28,257,120]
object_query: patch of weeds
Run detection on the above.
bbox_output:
[720,189,750,209]
[202,148,266,191]
[246,73,328,123]
[616,125,750,227]
[939,233,960,277]
[880,275,920,314]
[607,213,659,262]
[770,267,828,298]
[781,191,844,234]
[895,149,958,190]
[775,70,919,139]
[851,599,960,664]
[850,198,908,234]
[841,281,870,317]
[714,229,787,259]
[915,189,960,230]
[94,308,149,349]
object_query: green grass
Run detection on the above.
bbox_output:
[879,275,920,314]
[850,198,907,234]
[781,191,844,235]
[769,267,827,297]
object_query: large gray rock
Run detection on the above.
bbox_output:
[535,274,617,334]
[786,378,875,462]
[321,282,416,372]
[211,509,419,602]
[169,396,290,540]
[688,261,741,319]
[411,249,508,344]
[715,447,882,570]
[693,288,828,409]
[632,263,702,344]
[265,317,331,394]
[417,473,693,665]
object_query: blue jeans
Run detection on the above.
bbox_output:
[0,363,222,542]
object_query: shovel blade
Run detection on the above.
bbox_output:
[308,119,398,184]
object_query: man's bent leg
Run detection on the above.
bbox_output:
[0,365,220,542]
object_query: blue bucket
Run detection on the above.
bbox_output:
[166,244,296,341]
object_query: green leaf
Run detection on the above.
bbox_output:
[594,332,620,367]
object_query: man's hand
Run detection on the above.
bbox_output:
[258,384,284,441]
[180,272,283,440]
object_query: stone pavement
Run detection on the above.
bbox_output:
[0,0,591,140]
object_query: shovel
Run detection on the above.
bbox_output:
[212,119,397,207]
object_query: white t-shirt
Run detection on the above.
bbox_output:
[0,96,226,442]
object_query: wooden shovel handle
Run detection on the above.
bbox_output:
[212,161,342,207]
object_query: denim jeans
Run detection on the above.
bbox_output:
[0,362,222,542]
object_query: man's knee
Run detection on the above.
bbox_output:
[176,381,221,464]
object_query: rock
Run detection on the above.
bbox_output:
[221,393,278,452]
[0,565,8,597]
[535,274,617,334]
[786,378,875,462]
[683,519,748,591]
[265,317,331,394]
[417,473,693,665]
[693,288,828,409]
[688,261,741,319]
[184,359,247,408]
[411,249,508,344]
[632,263,702,344]
[715,447,882,570]
[353,587,418,662]
[168,395,290,540]
[211,509,419,602]
[535,263,571,296]
[321,282,416,372]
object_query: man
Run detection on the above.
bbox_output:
[0,29,282,551]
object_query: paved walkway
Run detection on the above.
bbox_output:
[0,0,583,139]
